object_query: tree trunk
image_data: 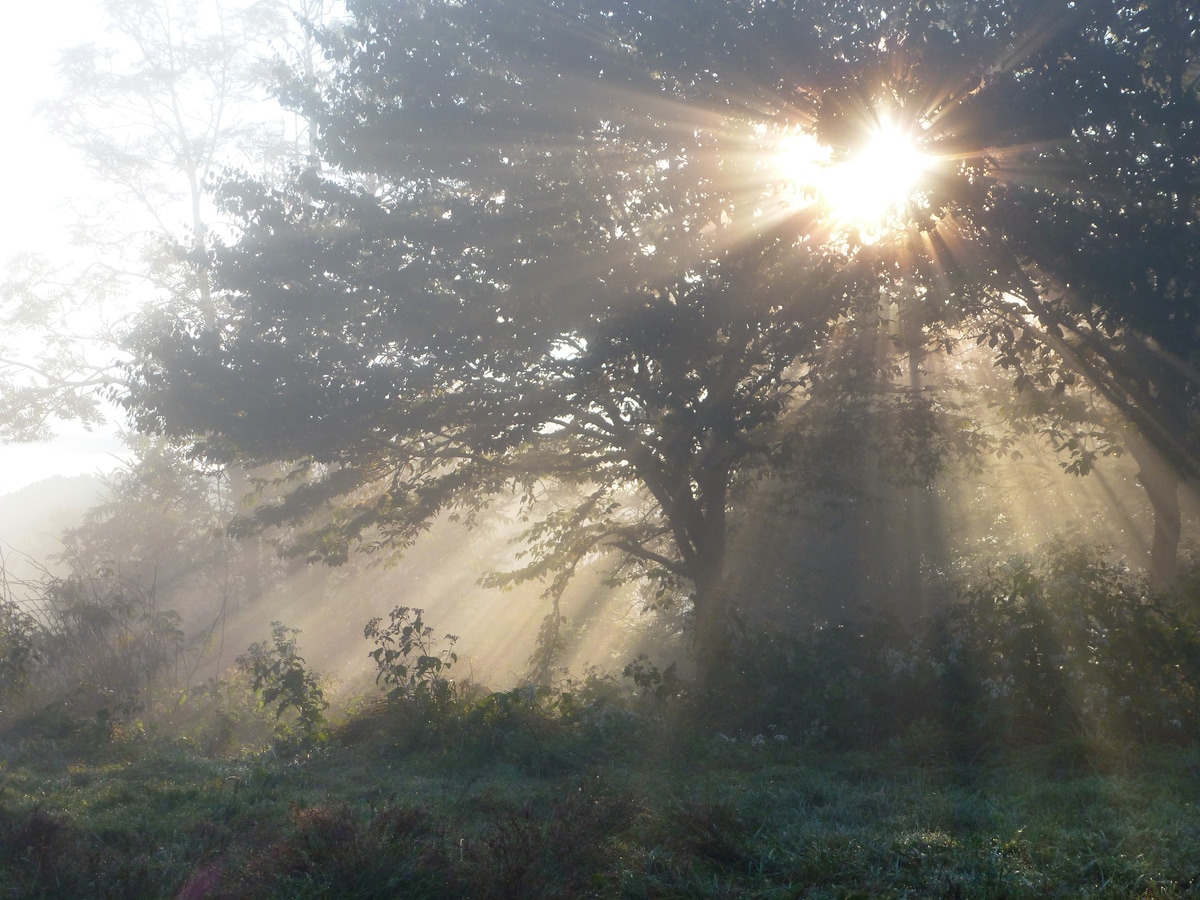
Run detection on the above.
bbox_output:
[691,575,731,684]
[1128,435,1182,592]
[695,460,737,680]
[1145,464,1182,593]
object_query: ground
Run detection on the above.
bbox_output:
[2,707,1198,898]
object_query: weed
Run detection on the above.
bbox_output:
[237,622,328,749]
[364,606,459,709]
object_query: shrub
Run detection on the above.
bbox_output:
[927,542,1200,744]
[0,569,186,738]
[166,672,281,756]
[364,606,459,709]
[237,622,328,747]
[706,542,1200,751]
[0,599,41,703]
[623,655,682,704]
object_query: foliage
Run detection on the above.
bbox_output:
[0,559,317,753]
[340,661,644,774]
[622,654,682,704]
[237,621,328,746]
[3,548,1200,894]
[702,544,1200,751]
[165,671,289,757]
[56,435,244,599]
[45,571,186,713]
[968,0,1200,459]
[940,0,1200,586]
[364,606,459,708]
[930,544,1200,745]
[0,254,120,442]
[0,0,324,441]
[0,565,186,736]
[0,599,41,704]
[122,0,1197,676]
[129,0,985,676]
[30,0,1187,700]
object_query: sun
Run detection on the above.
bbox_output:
[824,125,930,235]
[773,121,932,243]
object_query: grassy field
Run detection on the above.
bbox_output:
[2,705,1198,899]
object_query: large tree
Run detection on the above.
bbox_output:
[129,0,1191,675]
[127,0,920,675]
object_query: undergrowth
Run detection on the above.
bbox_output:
[2,545,1200,896]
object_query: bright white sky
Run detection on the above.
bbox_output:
[1,1,106,250]
[1,2,146,495]
[0,1,330,497]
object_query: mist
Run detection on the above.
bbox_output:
[2,3,1199,895]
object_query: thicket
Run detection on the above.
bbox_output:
[709,543,1200,759]
[2,542,1198,766]
[0,568,186,740]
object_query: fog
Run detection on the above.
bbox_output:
[1,4,1195,895]
[3,406,1189,712]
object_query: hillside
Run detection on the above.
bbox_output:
[0,474,108,579]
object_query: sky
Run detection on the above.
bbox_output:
[1,2,142,495]
[1,1,105,250]
[0,1,332,497]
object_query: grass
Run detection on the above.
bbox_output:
[1,708,1198,899]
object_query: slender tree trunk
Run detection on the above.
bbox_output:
[1145,465,1182,593]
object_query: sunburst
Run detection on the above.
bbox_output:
[773,118,933,244]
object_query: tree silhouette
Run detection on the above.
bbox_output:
[955,0,1200,588]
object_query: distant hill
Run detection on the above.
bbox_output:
[0,474,109,575]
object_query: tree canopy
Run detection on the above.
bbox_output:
[126,0,1200,672]
[0,0,333,443]
[962,0,1200,586]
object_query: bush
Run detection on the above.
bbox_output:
[0,569,185,738]
[346,618,651,770]
[166,672,283,756]
[364,606,459,710]
[0,599,41,703]
[927,542,1200,745]
[708,542,1200,751]
[237,622,328,748]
